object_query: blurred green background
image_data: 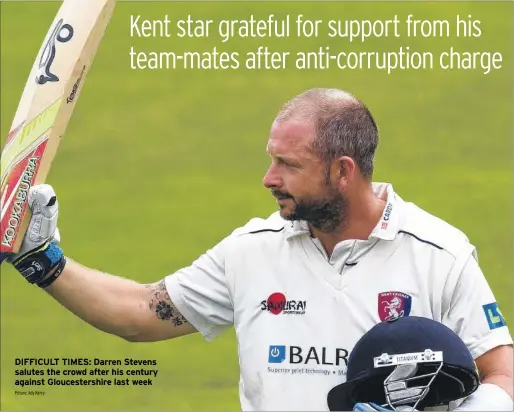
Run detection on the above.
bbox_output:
[1,1,512,410]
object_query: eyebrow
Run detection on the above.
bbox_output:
[266,145,301,165]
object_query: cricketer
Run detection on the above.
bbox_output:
[2,89,512,411]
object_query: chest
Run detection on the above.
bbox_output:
[234,236,446,318]
[226,236,453,410]
[227,235,452,360]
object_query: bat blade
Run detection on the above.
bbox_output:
[1,0,116,254]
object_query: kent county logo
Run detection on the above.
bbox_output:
[260,292,307,315]
[378,291,412,321]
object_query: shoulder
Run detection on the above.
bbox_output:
[398,200,474,259]
[228,211,286,238]
[210,212,288,260]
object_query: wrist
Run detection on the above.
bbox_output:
[37,256,67,288]
[11,242,67,288]
[454,383,513,411]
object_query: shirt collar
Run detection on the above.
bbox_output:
[368,182,399,241]
[284,182,400,241]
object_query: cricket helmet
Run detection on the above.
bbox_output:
[327,316,479,411]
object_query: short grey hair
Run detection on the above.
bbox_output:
[275,88,378,179]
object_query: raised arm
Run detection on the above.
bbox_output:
[45,259,196,341]
[1,184,196,342]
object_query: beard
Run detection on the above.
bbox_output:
[272,187,349,233]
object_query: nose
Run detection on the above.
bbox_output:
[262,164,282,189]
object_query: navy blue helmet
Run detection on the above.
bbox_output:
[327,316,480,411]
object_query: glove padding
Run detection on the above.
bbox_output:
[15,184,60,256]
[2,184,65,288]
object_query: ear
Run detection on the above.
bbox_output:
[334,156,356,189]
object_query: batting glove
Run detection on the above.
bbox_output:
[2,184,66,288]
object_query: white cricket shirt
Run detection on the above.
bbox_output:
[164,182,513,411]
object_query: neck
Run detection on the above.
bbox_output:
[309,186,386,256]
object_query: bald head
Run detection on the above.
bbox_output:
[274,88,378,179]
[275,88,357,123]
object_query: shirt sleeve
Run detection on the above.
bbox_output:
[441,247,513,359]
[163,237,234,342]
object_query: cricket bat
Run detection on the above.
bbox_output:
[0,0,116,255]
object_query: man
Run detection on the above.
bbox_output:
[1,89,512,411]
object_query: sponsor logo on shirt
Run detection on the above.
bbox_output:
[378,291,412,321]
[482,302,506,330]
[260,292,306,315]
[383,202,393,221]
[267,345,348,376]
[381,202,393,230]
[268,345,286,363]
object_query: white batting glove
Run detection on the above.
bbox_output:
[4,184,66,288]
[17,184,61,255]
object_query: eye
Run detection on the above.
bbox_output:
[278,158,297,168]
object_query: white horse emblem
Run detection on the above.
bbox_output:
[382,296,404,320]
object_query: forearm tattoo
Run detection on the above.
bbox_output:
[146,280,189,327]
